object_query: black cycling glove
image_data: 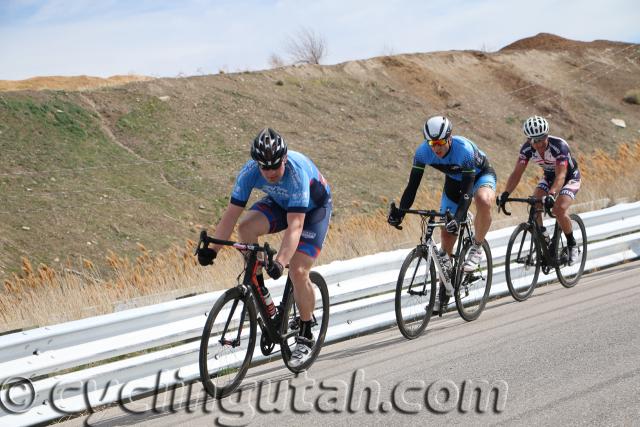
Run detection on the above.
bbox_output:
[387,204,404,227]
[266,260,284,280]
[497,191,510,208]
[197,247,217,266]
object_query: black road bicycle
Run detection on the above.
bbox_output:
[391,203,493,339]
[498,197,587,301]
[196,231,329,399]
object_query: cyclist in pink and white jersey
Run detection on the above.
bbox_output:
[497,116,582,264]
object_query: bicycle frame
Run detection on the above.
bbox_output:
[196,232,293,348]
[399,208,474,296]
[501,197,564,269]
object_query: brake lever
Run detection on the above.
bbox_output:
[544,205,556,218]
[389,202,404,230]
[263,242,277,266]
[195,230,208,255]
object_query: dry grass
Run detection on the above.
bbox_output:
[2,140,640,332]
[0,75,152,92]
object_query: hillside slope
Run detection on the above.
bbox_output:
[1,33,639,279]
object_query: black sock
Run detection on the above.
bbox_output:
[299,320,313,340]
[565,232,576,247]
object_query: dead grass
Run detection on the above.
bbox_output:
[0,75,152,92]
[2,140,639,332]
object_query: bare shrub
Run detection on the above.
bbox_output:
[623,89,640,105]
[268,53,286,69]
[285,27,327,65]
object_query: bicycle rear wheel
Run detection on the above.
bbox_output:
[395,247,436,339]
[199,287,256,399]
[555,214,587,288]
[280,271,330,373]
[505,223,541,301]
[455,239,492,321]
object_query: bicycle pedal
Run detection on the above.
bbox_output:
[288,317,300,330]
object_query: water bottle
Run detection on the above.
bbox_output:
[256,272,276,318]
[437,248,452,282]
[540,225,551,246]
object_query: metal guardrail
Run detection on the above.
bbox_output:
[2,202,640,426]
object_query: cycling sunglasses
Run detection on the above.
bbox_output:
[428,138,448,147]
[529,135,547,145]
[258,162,282,171]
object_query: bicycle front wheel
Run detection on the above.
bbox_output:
[280,271,330,373]
[505,223,541,301]
[455,239,492,322]
[556,214,587,288]
[199,287,256,399]
[395,247,436,339]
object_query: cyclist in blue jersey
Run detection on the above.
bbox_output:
[196,128,332,369]
[497,116,581,264]
[388,116,496,308]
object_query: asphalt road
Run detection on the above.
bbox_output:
[60,260,640,427]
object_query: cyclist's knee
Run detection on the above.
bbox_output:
[552,204,567,217]
[237,221,254,241]
[474,194,492,211]
[289,264,309,284]
[238,218,265,241]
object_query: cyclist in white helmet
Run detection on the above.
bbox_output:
[497,116,582,264]
[388,116,497,311]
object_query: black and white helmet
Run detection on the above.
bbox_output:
[423,116,452,140]
[251,128,287,168]
[523,116,549,138]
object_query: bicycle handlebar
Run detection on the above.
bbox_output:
[496,196,555,218]
[389,202,456,230]
[195,230,277,262]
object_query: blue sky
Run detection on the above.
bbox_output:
[0,0,638,80]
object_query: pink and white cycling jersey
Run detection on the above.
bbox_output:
[518,135,580,181]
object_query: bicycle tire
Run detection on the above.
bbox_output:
[455,239,492,321]
[556,214,587,288]
[505,223,541,301]
[199,287,256,399]
[280,271,330,373]
[394,247,436,339]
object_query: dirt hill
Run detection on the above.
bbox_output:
[0,33,639,280]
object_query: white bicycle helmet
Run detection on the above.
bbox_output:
[423,116,452,140]
[523,116,549,138]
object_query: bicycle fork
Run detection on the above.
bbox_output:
[219,297,244,348]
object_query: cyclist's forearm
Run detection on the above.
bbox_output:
[504,164,525,194]
[549,166,567,196]
[399,166,424,210]
[277,213,304,265]
[212,203,243,251]
[455,172,474,222]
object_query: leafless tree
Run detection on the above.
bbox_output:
[268,53,286,69]
[285,27,327,65]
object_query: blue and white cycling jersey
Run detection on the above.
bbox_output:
[230,150,331,213]
[413,135,491,179]
[399,135,495,221]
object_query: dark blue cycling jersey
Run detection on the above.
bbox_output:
[230,150,331,213]
[518,135,580,182]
